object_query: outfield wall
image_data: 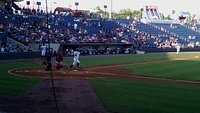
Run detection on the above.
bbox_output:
[143,48,200,53]
[0,52,41,60]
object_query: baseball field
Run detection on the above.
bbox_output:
[1,52,200,113]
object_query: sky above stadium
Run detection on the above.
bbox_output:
[17,0,200,17]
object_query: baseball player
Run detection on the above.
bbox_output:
[44,51,52,71]
[55,48,64,70]
[41,45,46,59]
[176,43,181,55]
[69,48,80,70]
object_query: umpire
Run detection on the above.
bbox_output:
[44,49,52,71]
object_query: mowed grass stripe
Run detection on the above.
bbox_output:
[122,59,200,81]
[89,78,200,113]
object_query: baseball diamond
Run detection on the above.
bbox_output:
[0,53,200,113]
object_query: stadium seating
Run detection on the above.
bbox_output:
[135,22,168,35]
[1,6,200,53]
[153,23,200,40]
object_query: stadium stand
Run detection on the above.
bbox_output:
[1,3,200,57]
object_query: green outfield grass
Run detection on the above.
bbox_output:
[122,58,200,81]
[87,52,200,113]
[89,78,200,113]
[65,52,198,66]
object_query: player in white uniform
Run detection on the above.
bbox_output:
[69,49,80,70]
[176,43,181,55]
[41,45,46,59]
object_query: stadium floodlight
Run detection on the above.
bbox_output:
[26,1,30,8]
[75,2,79,11]
[36,2,41,10]
[104,5,107,18]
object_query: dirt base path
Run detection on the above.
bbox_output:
[0,79,107,113]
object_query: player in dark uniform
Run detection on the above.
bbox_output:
[44,49,52,71]
[55,48,64,70]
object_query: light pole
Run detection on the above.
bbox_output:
[36,2,41,12]
[104,5,107,18]
[45,0,59,112]
[75,2,79,11]
[110,0,112,19]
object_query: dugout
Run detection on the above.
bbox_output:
[60,43,135,55]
